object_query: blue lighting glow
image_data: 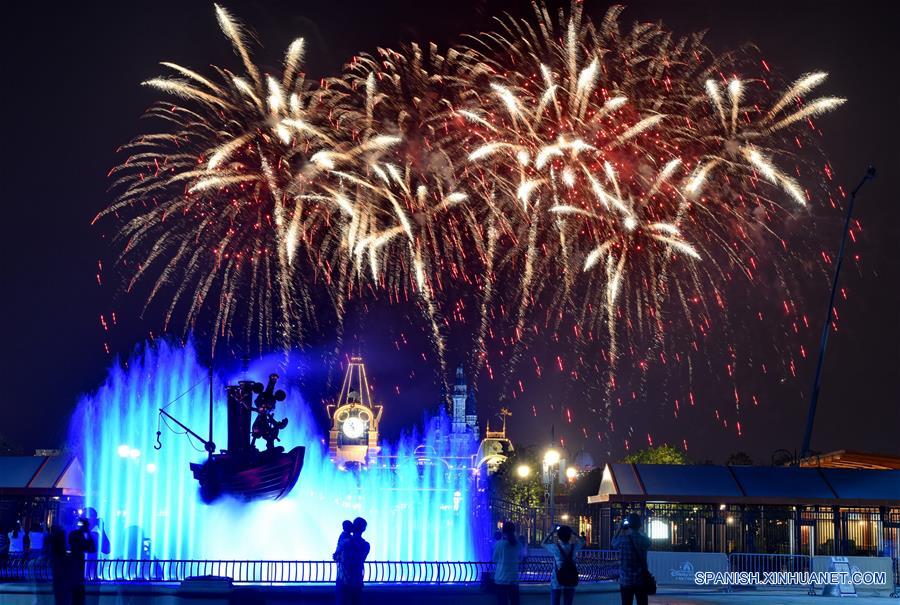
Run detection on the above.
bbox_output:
[70,341,486,562]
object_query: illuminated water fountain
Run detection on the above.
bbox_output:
[69,341,486,565]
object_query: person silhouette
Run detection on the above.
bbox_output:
[542,525,585,605]
[492,521,527,605]
[612,513,652,605]
[333,520,353,563]
[335,517,370,605]
[0,523,9,567]
[46,525,69,605]
[68,518,97,605]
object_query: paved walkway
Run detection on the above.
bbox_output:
[1,582,895,604]
[640,588,895,604]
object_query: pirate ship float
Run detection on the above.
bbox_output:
[158,373,305,503]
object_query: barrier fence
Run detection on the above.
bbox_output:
[5,551,894,591]
[729,553,900,595]
[728,553,811,576]
[0,550,619,585]
[893,557,898,597]
[727,553,815,593]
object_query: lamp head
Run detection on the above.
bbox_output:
[543,449,561,466]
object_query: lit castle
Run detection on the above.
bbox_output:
[326,356,383,467]
[448,365,480,453]
[433,363,514,474]
[327,357,513,473]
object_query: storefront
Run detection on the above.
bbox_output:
[0,455,84,556]
[588,463,900,557]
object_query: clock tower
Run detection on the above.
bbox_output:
[327,356,383,467]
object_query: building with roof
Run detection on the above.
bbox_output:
[571,449,595,473]
[0,454,84,554]
[475,408,514,475]
[799,450,900,470]
[588,463,900,557]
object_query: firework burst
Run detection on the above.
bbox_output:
[99,2,847,446]
[97,4,344,353]
[455,4,844,388]
[457,4,704,372]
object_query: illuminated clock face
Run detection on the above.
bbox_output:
[342,417,367,439]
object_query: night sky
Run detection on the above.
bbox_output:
[3,0,898,464]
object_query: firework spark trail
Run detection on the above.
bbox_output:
[98,2,846,439]
[471,221,499,386]
[310,42,486,396]
[459,2,680,381]
[688,72,844,206]
[98,4,351,355]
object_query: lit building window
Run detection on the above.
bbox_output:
[648,519,669,540]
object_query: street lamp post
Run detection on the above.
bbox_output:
[513,463,534,543]
[543,449,561,529]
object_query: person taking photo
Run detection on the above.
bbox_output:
[542,524,585,605]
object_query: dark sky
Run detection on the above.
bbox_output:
[3,0,898,464]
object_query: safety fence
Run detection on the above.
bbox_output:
[893,557,898,597]
[727,553,815,593]
[729,553,900,595]
[4,552,897,592]
[0,550,619,585]
[728,553,812,576]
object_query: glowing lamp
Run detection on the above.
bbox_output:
[516,464,531,478]
[543,449,561,466]
[565,467,578,481]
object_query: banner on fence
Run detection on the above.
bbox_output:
[647,552,728,586]
[811,555,894,592]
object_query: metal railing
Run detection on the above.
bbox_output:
[892,557,898,598]
[728,553,811,576]
[523,550,619,583]
[727,553,814,593]
[0,557,54,582]
[0,552,619,585]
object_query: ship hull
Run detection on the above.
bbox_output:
[190,446,305,503]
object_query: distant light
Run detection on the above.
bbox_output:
[649,519,669,540]
[117,444,131,458]
[516,464,531,478]
[129,448,141,459]
[560,513,570,521]
[565,467,578,481]
[544,449,561,466]
[146,463,157,474]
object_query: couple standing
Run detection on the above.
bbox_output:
[333,517,370,605]
[492,521,585,605]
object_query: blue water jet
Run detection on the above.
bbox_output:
[69,340,486,562]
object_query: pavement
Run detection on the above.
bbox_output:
[639,588,897,605]
[1,582,896,604]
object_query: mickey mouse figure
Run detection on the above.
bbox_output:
[250,373,288,451]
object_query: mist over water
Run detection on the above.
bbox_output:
[70,341,486,562]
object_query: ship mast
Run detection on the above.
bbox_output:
[208,364,214,460]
